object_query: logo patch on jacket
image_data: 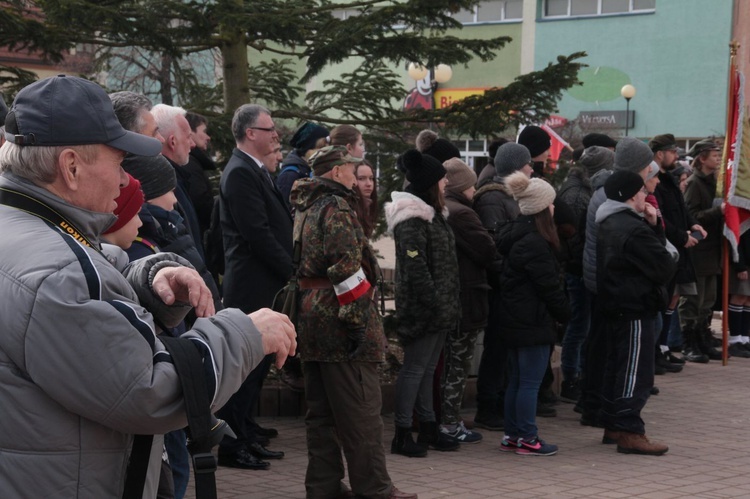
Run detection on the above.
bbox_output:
[406,250,418,258]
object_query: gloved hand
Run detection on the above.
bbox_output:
[346,327,366,360]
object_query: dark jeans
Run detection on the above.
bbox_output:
[504,345,550,439]
[394,330,447,428]
[216,354,273,455]
[304,361,392,499]
[561,273,591,380]
[600,317,656,435]
[579,293,606,418]
[475,291,508,415]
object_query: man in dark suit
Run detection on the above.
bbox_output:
[217,104,293,470]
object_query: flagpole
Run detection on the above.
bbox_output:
[721,41,740,366]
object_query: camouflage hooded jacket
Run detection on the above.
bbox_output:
[290,177,385,363]
[385,191,460,344]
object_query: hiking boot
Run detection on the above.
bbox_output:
[536,402,557,418]
[729,343,750,358]
[440,422,482,444]
[473,412,504,431]
[697,326,723,360]
[417,421,459,451]
[499,435,518,452]
[655,351,683,373]
[601,429,621,445]
[391,426,427,458]
[559,379,581,404]
[683,327,709,363]
[616,432,668,456]
[516,436,558,456]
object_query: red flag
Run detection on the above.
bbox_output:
[723,68,750,262]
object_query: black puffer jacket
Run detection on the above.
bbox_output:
[596,200,677,320]
[385,191,461,344]
[445,191,496,331]
[495,216,570,348]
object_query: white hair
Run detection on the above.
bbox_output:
[0,141,99,185]
[151,104,188,138]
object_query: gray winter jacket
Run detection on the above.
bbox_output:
[0,173,266,498]
[582,169,612,293]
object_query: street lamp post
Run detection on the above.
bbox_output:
[620,84,636,137]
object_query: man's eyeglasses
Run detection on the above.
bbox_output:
[249,126,276,133]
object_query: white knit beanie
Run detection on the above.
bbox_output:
[503,171,556,215]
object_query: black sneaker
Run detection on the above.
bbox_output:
[664,351,686,365]
[655,352,683,373]
[559,380,581,404]
[728,343,750,358]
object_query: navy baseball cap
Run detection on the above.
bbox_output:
[4,75,161,156]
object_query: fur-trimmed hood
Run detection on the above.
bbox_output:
[384,191,449,234]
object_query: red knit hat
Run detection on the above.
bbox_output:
[104,174,144,235]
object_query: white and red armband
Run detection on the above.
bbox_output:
[333,268,372,305]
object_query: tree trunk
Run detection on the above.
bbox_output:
[159,53,173,105]
[221,30,250,114]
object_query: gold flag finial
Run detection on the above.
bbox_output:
[730,41,740,56]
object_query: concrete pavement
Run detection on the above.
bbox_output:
[186,356,750,499]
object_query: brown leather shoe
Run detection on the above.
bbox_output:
[616,432,668,455]
[389,486,418,499]
[602,429,621,445]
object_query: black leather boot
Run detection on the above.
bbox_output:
[697,324,722,360]
[391,426,427,457]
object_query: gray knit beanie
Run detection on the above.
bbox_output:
[494,142,531,177]
[121,154,177,201]
[614,137,654,173]
[579,146,615,177]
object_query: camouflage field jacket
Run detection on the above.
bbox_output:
[385,191,460,344]
[290,177,385,363]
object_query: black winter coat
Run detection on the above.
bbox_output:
[654,170,697,285]
[596,202,677,320]
[184,147,217,239]
[495,216,570,348]
[557,167,591,276]
[445,191,496,331]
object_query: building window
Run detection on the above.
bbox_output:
[543,0,655,18]
[452,0,523,24]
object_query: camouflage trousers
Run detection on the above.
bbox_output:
[441,328,483,425]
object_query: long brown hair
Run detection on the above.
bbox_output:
[534,206,559,250]
[354,161,378,238]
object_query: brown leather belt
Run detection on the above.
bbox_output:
[298,277,376,299]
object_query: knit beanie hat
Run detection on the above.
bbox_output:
[604,169,644,202]
[309,145,363,176]
[614,137,654,174]
[104,174,144,235]
[444,158,477,194]
[402,149,446,192]
[122,154,177,201]
[503,171,556,215]
[494,142,531,177]
[290,122,330,154]
[415,129,461,163]
[518,126,551,158]
[582,133,617,149]
[579,146,615,177]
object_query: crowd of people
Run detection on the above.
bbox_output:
[0,74,739,499]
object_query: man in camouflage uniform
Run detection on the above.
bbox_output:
[290,146,415,499]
